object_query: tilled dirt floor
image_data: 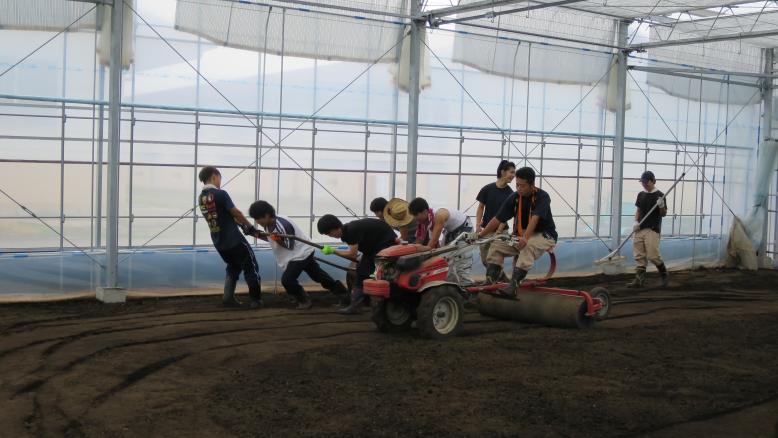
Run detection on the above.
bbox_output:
[1,268,777,438]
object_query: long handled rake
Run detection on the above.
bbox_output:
[594,173,685,267]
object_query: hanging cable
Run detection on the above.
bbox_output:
[421,36,617,251]
[120,1,409,260]
[0,187,104,268]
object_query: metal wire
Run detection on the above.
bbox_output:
[120,1,409,260]
[0,5,97,80]
[420,36,617,251]
[627,70,757,218]
[0,186,104,268]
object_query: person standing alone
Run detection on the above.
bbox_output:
[628,171,669,288]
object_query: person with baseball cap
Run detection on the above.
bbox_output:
[629,170,669,288]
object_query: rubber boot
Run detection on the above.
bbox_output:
[485,263,504,285]
[657,263,669,287]
[627,266,646,289]
[338,289,365,315]
[247,283,263,309]
[499,268,527,297]
[222,275,243,308]
[329,281,351,308]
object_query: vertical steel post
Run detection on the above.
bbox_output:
[405,0,422,201]
[95,66,106,249]
[610,20,629,250]
[98,0,125,302]
[760,48,774,256]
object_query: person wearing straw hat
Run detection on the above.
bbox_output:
[378,197,418,243]
[628,171,669,288]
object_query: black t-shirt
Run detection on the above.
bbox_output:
[199,187,246,252]
[476,182,514,228]
[494,188,558,241]
[636,190,665,233]
[341,218,398,257]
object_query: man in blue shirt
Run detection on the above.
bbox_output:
[198,166,262,308]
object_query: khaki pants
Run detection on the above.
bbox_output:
[486,233,556,271]
[479,240,494,268]
[633,228,663,268]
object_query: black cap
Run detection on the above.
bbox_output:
[640,171,655,182]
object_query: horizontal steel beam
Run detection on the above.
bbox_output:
[639,66,778,79]
[630,28,778,50]
[424,0,528,19]
[629,66,759,87]
[454,21,623,50]
[435,0,588,25]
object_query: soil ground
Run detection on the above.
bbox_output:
[1,268,777,437]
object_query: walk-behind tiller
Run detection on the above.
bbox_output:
[363,234,611,339]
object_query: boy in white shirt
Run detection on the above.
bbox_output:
[248,201,350,309]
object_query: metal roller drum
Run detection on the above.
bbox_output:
[477,292,592,329]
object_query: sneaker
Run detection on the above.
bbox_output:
[295,299,313,310]
[247,299,263,309]
[222,297,244,308]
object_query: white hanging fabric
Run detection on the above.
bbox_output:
[394,25,431,92]
[97,2,136,69]
[174,0,409,64]
[451,5,615,86]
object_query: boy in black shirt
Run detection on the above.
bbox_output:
[475,160,515,272]
[629,171,669,288]
[477,167,557,296]
[198,166,262,308]
[317,215,398,314]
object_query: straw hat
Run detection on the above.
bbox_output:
[383,198,414,228]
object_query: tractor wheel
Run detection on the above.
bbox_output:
[589,287,611,321]
[417,285,465,339]
[371,299,413,333]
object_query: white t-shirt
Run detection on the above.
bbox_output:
[442,208,468,233]
[264,215,314,269]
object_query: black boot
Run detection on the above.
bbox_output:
[500,268,527,297]
[247,282,263,309]
[485,264,505,285]
[338,289,365,315]
[222,275,243,308]
[627,266,646,289]
[657,263,669,287]
[329,281,351,308]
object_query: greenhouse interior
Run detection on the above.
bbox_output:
[1,0,775,296]
[2,1,778,437]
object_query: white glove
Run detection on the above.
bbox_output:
[463,231,479,242]
[656,197,666,209]
[632,221,641,232]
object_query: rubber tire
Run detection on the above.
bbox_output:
[417,285,465,340]
[371,299,413,333]
[589,287,611,321]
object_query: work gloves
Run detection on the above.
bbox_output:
[463,231,480,243]
[321,245,335,255]
[632,221,641,233]
[656,197,666,209]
